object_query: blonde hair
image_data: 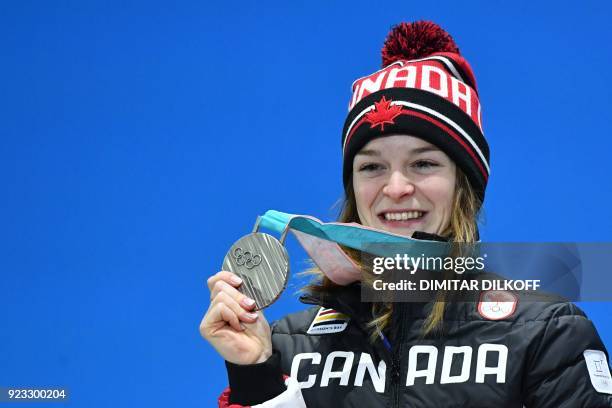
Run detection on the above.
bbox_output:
[302,167,481,340]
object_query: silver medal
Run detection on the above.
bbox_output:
[222,218,290,310]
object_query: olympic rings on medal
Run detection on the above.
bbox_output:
[233,247,262,269]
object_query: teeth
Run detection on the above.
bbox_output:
[384,211,423,221]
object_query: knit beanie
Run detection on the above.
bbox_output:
[341,21,490,203]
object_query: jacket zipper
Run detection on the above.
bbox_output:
[387,303,407,408]
[390,342,403,407]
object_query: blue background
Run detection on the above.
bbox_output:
[1,1,611,406]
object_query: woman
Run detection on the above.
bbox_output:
[201,21,612,407]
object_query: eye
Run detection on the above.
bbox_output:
[412,160,439,170]
[358,163,385,172]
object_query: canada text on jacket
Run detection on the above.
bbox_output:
[290,344,508,393]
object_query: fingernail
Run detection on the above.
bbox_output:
[240,324,246,330]
[245,313,258,320]
[243,298,256,307]
[230,276,243,285]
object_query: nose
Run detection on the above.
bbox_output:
[382,170,415,201]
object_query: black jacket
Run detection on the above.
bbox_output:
[223,284,612,407]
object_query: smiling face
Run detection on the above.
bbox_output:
[352,135,456,238]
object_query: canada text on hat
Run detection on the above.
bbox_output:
[348,57,483,132]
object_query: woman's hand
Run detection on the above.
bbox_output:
[200,271,273,365]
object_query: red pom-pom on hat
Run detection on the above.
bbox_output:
[382,21,460,67]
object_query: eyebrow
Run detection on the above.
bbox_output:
[355,146,440,157]
[355,149,381,157]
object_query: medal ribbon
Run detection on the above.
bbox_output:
[258,210,451,285]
